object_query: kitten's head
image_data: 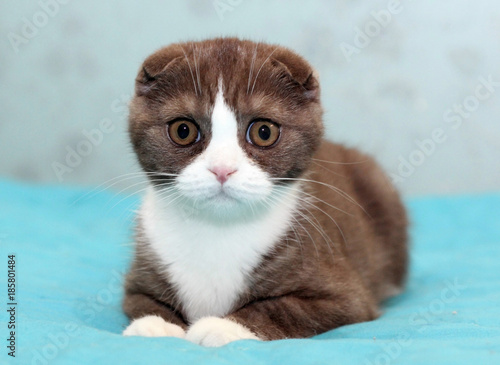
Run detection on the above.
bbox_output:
[129,38,323,220]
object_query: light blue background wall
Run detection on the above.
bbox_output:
[1,0,499,196]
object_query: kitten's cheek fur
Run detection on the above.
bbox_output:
[123,315,186,338]
[186,317,261,347]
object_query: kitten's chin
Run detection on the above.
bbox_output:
[189,192,266,222]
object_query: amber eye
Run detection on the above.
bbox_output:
[167,120,200,146]
[246,120,280,147]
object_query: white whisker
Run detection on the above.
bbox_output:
[193,44,202,96]
[312,158,369,165]
[179,45,198,96]
[250,47,278,95]
[269,177,371,218]
[247,43,259,95]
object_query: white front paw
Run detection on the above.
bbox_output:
[123,315,186,338]
[186,317,260,347]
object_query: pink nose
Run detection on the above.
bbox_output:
[209,167,237,184]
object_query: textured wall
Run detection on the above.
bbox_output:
[1,0,499,196]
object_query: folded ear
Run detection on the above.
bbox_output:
[271,48,320,101]
[135,45,184,96]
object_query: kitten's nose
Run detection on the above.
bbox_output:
[209,167,237,184]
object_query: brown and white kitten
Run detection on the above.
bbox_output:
[122,38,408,346]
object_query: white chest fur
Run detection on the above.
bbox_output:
[139,187,299,323]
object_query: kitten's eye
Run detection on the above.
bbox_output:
[246,120,280,148]
[167,120,200,146]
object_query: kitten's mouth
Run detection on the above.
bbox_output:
[199,186,260,211]
[208,188,239,203]
[184,188,250,219]
[174,181,271,214]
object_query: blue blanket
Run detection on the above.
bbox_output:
[1,179,499,365]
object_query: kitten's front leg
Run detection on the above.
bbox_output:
[123,292,187,338]
[187,293,378,346]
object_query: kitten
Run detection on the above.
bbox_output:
[122,38,408,346]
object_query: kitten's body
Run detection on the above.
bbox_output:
[123,38,408,345]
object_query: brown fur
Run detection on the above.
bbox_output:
[124,38,408,340]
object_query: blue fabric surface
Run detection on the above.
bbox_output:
[0,178,499,365]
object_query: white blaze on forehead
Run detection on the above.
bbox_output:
[206,81,241,167]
